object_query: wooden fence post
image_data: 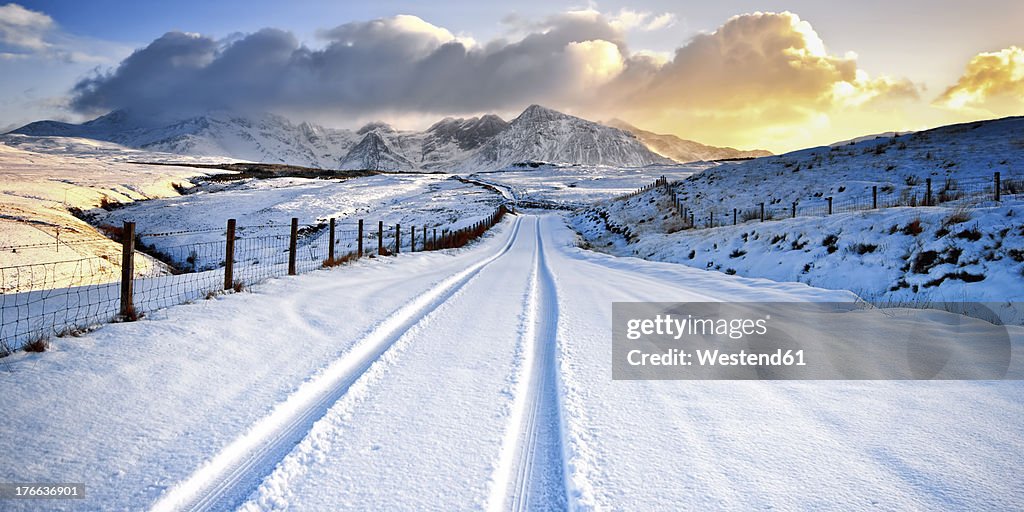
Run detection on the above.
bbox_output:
[709,211,714,228]
[422,225,427,251]
[378,221,383,255]
[288,217,298,275]
[925,178,932,206]
[395,223,401,254]
[357,219,363,258]
[792,202,797,218]
[224,218,236,290]
[733,208,737,226]
[119,221,135,319]
[995,172,1001,202]
[411,225,416,253]
[827,197,833,215]
[328,218,335,264]
[759,203,765,222]
[872,186,878,209]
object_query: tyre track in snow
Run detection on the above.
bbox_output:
[150,216,524,512]
[490,218,570,512]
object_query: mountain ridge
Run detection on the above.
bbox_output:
[8,106,679,171]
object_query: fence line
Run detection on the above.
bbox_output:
[0,205,510,354]
[614,176,669,201]
[666,172,1022,230]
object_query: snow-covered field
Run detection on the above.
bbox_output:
[1,214,1021,511]
[470,163,707,207]
[95,173,504,269]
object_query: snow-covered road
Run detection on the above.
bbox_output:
[1,213,1022,511]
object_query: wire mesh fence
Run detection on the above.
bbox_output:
[0,258,121,353]
[0,205,510,355]
[231,232,293,286]
[669,172,1021,230]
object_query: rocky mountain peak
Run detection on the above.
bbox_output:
[357,121,395,135]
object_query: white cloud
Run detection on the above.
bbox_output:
[566,39,625,85]
[607,8,676,32]
[934,46,1024,115]
[644,13,676,31]
[0,2,123,63]
[616,12,919,114]
[0,2,54,52]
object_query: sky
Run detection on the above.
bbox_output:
[1,0,1022,153]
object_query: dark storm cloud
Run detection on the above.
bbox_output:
[68,12,633,118]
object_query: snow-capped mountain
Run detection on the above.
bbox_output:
[8,105,676,171]
[339,127,417,171]
[420,115,509,169]
[454,105,673,171]
[605,119,771,162]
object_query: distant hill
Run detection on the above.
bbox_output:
[654,116,1024,221]
[605,119,772,162]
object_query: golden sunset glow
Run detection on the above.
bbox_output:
[566,11,1015,153]
[3,3,1022,154]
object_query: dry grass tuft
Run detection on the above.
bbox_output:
[943,206,973,226]
[23,335,50,353]
[902,219,924,236]
[323,252,358,268]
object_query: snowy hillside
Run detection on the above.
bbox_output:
[8,106,677,171]
[0,142,212,284]
[606,119,772,162]
[9,110,360,168]
[94,173,504,271]
[571,116,1024,316]
[668,116,1024,213]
